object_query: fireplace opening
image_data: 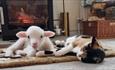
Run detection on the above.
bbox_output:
[0,0,54,40]
[7,0,48,26]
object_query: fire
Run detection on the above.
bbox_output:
[17,8,34,24]
[18,14,34,23]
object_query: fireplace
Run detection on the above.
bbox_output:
[0,0,54,40]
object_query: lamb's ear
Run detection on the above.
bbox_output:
[16,31,27,38]
[44,31,55,37]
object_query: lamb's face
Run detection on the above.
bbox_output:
[26,26,44,48]
[16,26,55,49]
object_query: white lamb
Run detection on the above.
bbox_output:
[4,26,56,57]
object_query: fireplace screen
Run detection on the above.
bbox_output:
[6,0,48,26]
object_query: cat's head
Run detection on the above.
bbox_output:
[80,36,105,63]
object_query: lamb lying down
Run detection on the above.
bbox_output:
[4,26,57,57]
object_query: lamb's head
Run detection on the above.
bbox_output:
[16,26,55,48]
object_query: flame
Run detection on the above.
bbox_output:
[18,15,34,23]
[17,8,34,24]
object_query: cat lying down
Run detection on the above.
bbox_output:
[54,35,105,63]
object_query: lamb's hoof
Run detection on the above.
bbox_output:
[36,51,45,57]
[15,50,26,56]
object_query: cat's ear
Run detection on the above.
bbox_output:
[90,36,96,48]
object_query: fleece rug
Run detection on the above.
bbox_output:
[0,44,115,68]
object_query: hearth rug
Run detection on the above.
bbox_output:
[0,42,115,68]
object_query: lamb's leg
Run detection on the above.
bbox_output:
[36,37,56,56]
[47,38,57,51]
[26,49,36,57]
[36,51,46,56]
[16,50,27,56]
[44,37,59,55]
[4,38,26,56]
[36,50,55,56]
[21,45,36,57]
